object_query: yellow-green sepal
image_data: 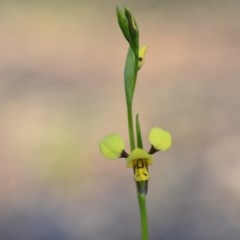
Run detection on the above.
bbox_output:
[127,148,152,168]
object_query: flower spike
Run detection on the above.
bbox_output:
[99,7,173,239]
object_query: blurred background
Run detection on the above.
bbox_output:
[0,0,240,239]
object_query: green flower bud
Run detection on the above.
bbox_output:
[116,6,132,44]
[116,6,139,55]
[124,7,139,55]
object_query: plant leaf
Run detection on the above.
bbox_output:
[124,47,137,104]
[136,114,143,148]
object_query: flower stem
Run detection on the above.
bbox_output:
[126,102,149,240]
[127,103,135,151]
[137,193,149,240]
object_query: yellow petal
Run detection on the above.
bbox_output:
[138,46,147,70]
[149,127,172,151]
[99,134,125,159]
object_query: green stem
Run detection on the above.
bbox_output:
[138,193,149,240]
[126,104,149,240]
[127,103,135,151]
[125,43,148,240]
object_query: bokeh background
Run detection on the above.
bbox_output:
[1,0,240,239]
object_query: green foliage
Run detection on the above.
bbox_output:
[124,47,138,104]
[136,114,143,148]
